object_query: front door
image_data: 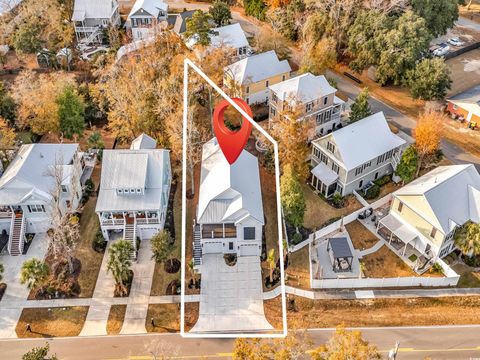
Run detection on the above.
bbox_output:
[126,212,135,224]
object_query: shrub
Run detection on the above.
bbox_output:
[92,230,107,253]
[364,184,380,200]
[431,262,444,275]
[331,192,344,207]
[374,175,391,187]
[292,232,303,245]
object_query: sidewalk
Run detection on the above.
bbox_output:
[79,242,116,336]
[120,241,155,334]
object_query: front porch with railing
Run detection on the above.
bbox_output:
[100,210,161,226]
[376,212,435,274]
[200,223,237,239]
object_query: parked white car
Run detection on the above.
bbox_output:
[447,37,464,47]
[432,44,450,57]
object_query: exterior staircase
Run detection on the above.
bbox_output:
[391,151,401,170]
[79,27,103,47]
[8,212,25,256]
[124,223,137,260]
[193,224,202,266]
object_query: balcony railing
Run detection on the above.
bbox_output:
[0,211,12,219]
[101,219,125,226]
[136,217,160,225]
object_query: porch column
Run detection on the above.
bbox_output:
[402,243,408,256]
[389,231,393,244]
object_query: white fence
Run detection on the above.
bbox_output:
[290,193,393,253]
[311,274,460,289]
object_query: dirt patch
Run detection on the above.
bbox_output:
[106,305,126,335]
[334,63,425,120]
[460,3,480,25]
[452,263,480,288]
[145,304,180,333]
[346,221,379,251]
[442,119,480,159]
[285,246,311,289]
[265,295,480,329]
[16,307,88,338]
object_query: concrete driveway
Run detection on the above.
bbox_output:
[191,254,273,333]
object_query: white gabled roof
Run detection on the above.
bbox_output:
[96,149,170,212]
[72,0,118,21]
[187,23,249,50]
[224,50,291,84]
[0,143,79,205]
[197,138,264,225]
[130,133,157,150]
[316,112,406,170]
[268,73,336,104]
[211,23,249,49]
[394,164,480,233]
[128,0,168,19]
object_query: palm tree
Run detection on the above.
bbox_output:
[188,259,197,286]
[267,248,276,283]
[107,239,133,296]
[151,230,174,266]
[454,221,480,260]
[20,258,50,290]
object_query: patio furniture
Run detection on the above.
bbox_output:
[327,237,354,273]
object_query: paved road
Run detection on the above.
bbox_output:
[2,325,480,359]
[326,70,480,172]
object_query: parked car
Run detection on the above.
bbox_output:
[447,37,464,47]
[432,43,450,57]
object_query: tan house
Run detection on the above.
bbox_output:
[377,164,480,272]
[268,73,344,136]
[224,50,291,105]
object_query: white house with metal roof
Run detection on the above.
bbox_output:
[95,134,171,255]
[0,144,85,256]
[224,50,291,105]
[126,0,168,41]
[377,164,480,272]
[193,138,264,266]
[310,112,406,198]
[186,23,250,59]
[268,73,345,136]
[72,0,121,44]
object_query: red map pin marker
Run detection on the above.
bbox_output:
[213,98,253,165]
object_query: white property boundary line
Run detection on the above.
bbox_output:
[180,58,287,338]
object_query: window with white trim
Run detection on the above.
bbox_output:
[28,205,45,213]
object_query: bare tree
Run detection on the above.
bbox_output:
[365,0,409,13]
[46,153,82,275]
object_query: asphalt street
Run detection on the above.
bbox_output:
[1,325,480,359]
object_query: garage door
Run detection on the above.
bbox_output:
[240,244,260,256]
[203,241,223,254]
[139,227,159,240]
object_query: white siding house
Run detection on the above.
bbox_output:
[127,0,168,41]
[95,134,171,256]
[268,73,345,136]
[310,112,406,197]
[194,138,264,266]
[0,144,85,255]
[224,50,291,105]
[72,0,121,44]
[186,23,250,59]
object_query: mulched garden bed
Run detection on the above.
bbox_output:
[114,270,133,297]
[166,279,181,295]
[0,283,7,301]
[285,222,311,246]
[164,180,177,239]
[164,258,180,274]
[224,254,237,266]
[264,268,281,289]
[33,258,82,300]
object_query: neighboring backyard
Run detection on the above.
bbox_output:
[302,184,362,230]
[285,246,310,289]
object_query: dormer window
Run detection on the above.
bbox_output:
[117,189,123,195]
[136,188,141,194]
